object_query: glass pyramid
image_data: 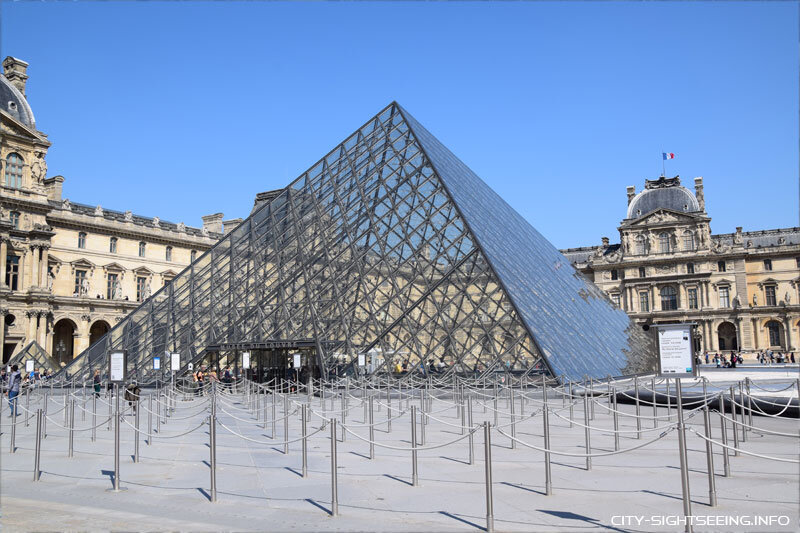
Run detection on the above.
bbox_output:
[61,103,656,383]
[8,341,61,375]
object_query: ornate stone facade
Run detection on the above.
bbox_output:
[561,176,800,354]
[0,57,244,365]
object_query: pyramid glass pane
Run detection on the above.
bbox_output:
[60,103,655,383]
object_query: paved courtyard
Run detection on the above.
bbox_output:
[1,373,798,532]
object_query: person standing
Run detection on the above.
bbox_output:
[93,369,102,398]
[7,364,21,417]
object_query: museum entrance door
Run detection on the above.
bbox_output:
[205,340,319,391]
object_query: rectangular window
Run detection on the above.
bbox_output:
[765,286,776,306]
[763,259,772,271]
[5,255,19,290]
[611,293,620,308]
[688,288,698,309]
[166,246,172,262]
[138,242,146,257]
[719,287,730,308]
[717,261,726,272]
[136,276,147,302]
[611,269,618,281]
[10,211,19,229]
[78,232,86,249]
[74,269,87,296]
[109,237,117,254]
[686,263,694,274]
[639,267,646,278]
[107,273,118,300]
[639,292,649,312]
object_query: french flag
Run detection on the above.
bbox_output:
[662,152,675,160]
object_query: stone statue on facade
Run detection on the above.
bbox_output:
[733,295,741,308]
[94,205,104,217]
[152,216,160,228]
[177,222,186,233]
[124,211,133,222]
[79,277,90,297]
[752,293,758,306]
[47,270,55,291]
[112,279,122,300]
[143,281,152,300]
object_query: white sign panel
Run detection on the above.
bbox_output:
[109,351,126,382]
[25,360,34,373]
[358,353,366,367]
[171,353,181,371]
[656,324,695,377]
[242,352,251,369]
[153,357,161,370]
[293,354,301,368]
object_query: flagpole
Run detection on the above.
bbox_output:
[661,148,665,177]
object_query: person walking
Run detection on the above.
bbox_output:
[93,369,102,398]
[7,364,21,417]
[124,381,141,415]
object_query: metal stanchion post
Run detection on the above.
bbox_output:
[92,394,97,442]
[147,394,152,446]
[367,395,375,459]
[411,405,419,486]
[745,378,753,430]
[25,389,30,427]
[738,382,746,443]
[543,385,552,495]
[568,381,574,428]
[134,399,140,463]
[718,409,731,477]
[675,379,693,533]
[272,392,277,438]
[612,386,619,451]
[589,378,595,420]
[302,404,308,477]
[107,388,112,431]
[583,394,591,471]
[461,396,467,435]
[483,421,494,533]
[634,376,641,439]
[210,395,217,503]
[33,408,42,481]
[510,388,516,450]
[9,404,16,453]
[703,402,717,507]
[330,418,339,517]
[493,393,498,426]
[107,383,126,492]
[652,377,658,428]
[666,379,671,412]
[468,395,474,465]
[64,393,68,427]
[279,395,288,453]
[729,386,740,456]
[387,388,392,433]
[69,398,75,457]
[43,391,49,438]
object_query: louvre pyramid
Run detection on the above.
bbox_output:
[61,103,656,383]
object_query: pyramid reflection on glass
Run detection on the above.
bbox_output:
[62,103,656,383]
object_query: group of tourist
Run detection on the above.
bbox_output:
[700,350,796,368]
[191,365,235,395]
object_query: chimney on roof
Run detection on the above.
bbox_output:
[201,213,224,234]
[222,218,243,234]
[3,57,29,96]
[694,177,705,211]
[626,186,636,205]
[601,236,610,247]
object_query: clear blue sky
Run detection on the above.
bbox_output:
[2,2,797,249]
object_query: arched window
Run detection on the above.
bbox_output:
[165,246,173,262]
[660,286,678,310]
[635,235,646,255]
[5,153,24,189]
[78,232,87,249]
[766,321,782,347]
[659,232,670,254]
[109,237,117,254]
[138,242,146,257]
[9,211,20,228]
[682,231,695,251]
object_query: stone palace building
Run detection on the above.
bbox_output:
[561,176,800,355]
[0,57,242,365]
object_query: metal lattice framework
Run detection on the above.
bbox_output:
[60,103,656,383]
[7,341,60,374]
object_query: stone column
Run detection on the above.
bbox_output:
[751,318,760,350]
[0,309,7,360]
[709,320,718,351]
[37,312,48,349]
[74,314,91,356]
[735,316,743,352]
[30,245,39,288]
[39,246,49,287]
[784,315,793,350]
[25,310,37,346]
[0,238,7,287]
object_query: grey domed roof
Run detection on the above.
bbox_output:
[0,74,35,128]
[626,178,700,219]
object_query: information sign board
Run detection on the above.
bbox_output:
[293,354,301,368]
[242,352,251,369]
[153,357,161,370]
[358,353,366,367]
[655,323,695,378]
[25,360,34,373]
[171,353,181,371]
[109,351,127,382]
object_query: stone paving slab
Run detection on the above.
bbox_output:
[1,385,798,532]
